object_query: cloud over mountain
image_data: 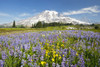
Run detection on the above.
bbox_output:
[63,6,100,15]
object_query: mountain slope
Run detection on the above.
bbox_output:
[3,10,91,27]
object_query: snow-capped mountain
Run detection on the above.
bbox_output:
[3,10,90,27]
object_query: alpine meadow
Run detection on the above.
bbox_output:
[0,0,100,67]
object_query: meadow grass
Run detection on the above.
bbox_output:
[0,26,100,35]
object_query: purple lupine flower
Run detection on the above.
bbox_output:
[70,49,76,57]
[80,57,85,66]
[33,62,39,67]
[40,56,44,61]
[87,46,91,49]
[88,42,91,45]
[98,59,100,66]
[50,40,53,44]
[33,47,36,52]
[32,54,36,59]
[28,56,33,62]
[92,42,94,47]
[32,54,38,62]
[41,50,46,56]
[56,63,60,67]
[27,54,30,59]
[66,63,69,67]
[18,51,22,58]
[28,62,34,67]
[46,63,48,67]
[22,52,26,58]
[21,59,27,66]
[35,45,41,53]
[2,52,7,60]
[23,44,30,51]
[0,60,4,67]
[9,49,14,56]
[61,62,66,67]
[21,65,24,67]
[78,55,85,67]
[63,57,66,62]
[14,52,18,57]
[96,41,98,45]
[71,64,77,67]
[52,62,55,67]
[63,49,67,54]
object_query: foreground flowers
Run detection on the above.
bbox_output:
[41,61,46,65]
[0,30,100,67]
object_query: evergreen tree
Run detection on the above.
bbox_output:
[95,26,99,29]
[35,21,43,28]
[31,24,34,28]
[12,20,16,28]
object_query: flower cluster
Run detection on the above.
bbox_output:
[0,30,100,67]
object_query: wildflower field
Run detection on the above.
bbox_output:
[0,30,100,67]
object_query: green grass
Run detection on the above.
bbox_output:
[0,26,100,35]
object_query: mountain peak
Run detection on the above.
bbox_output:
[42,10,59,16]
[43,10,58,13]
[3,10,91,27]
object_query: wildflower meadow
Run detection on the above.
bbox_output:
[0,30,100,67]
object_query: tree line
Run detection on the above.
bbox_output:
[11,21,73,28]
[32,21,73,28]
[0,20,99,29]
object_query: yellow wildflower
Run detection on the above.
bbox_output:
[48,47,49,49]
[73,47,75,50]
[46,54,48,56]
[63,55,64,57]
[47,43,49,46]
[41,61,46,65]
[45,50,49,56]
[46,50,49,54]
[53,54,55,58]
[52,58,54,62]
[41,48,43,49]
[55,54,58,57]
[0,44,1,46]
[51,48,54,51]
[31,59,33,62]
[57,43,59,45]
[48,56,50,58]
[59,56,61,59]
[53,51,56,54]
[57,46,59,49]
[42,34,45,37]
[52,45,54,47]
[61,44,64,47]
[40,42,42,45]
[76,52,79,56]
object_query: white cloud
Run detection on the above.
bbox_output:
[63,6,100,15]
[0,12,10,17]
[19,13,30,17]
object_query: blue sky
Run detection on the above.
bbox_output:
[0,0,100,24]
